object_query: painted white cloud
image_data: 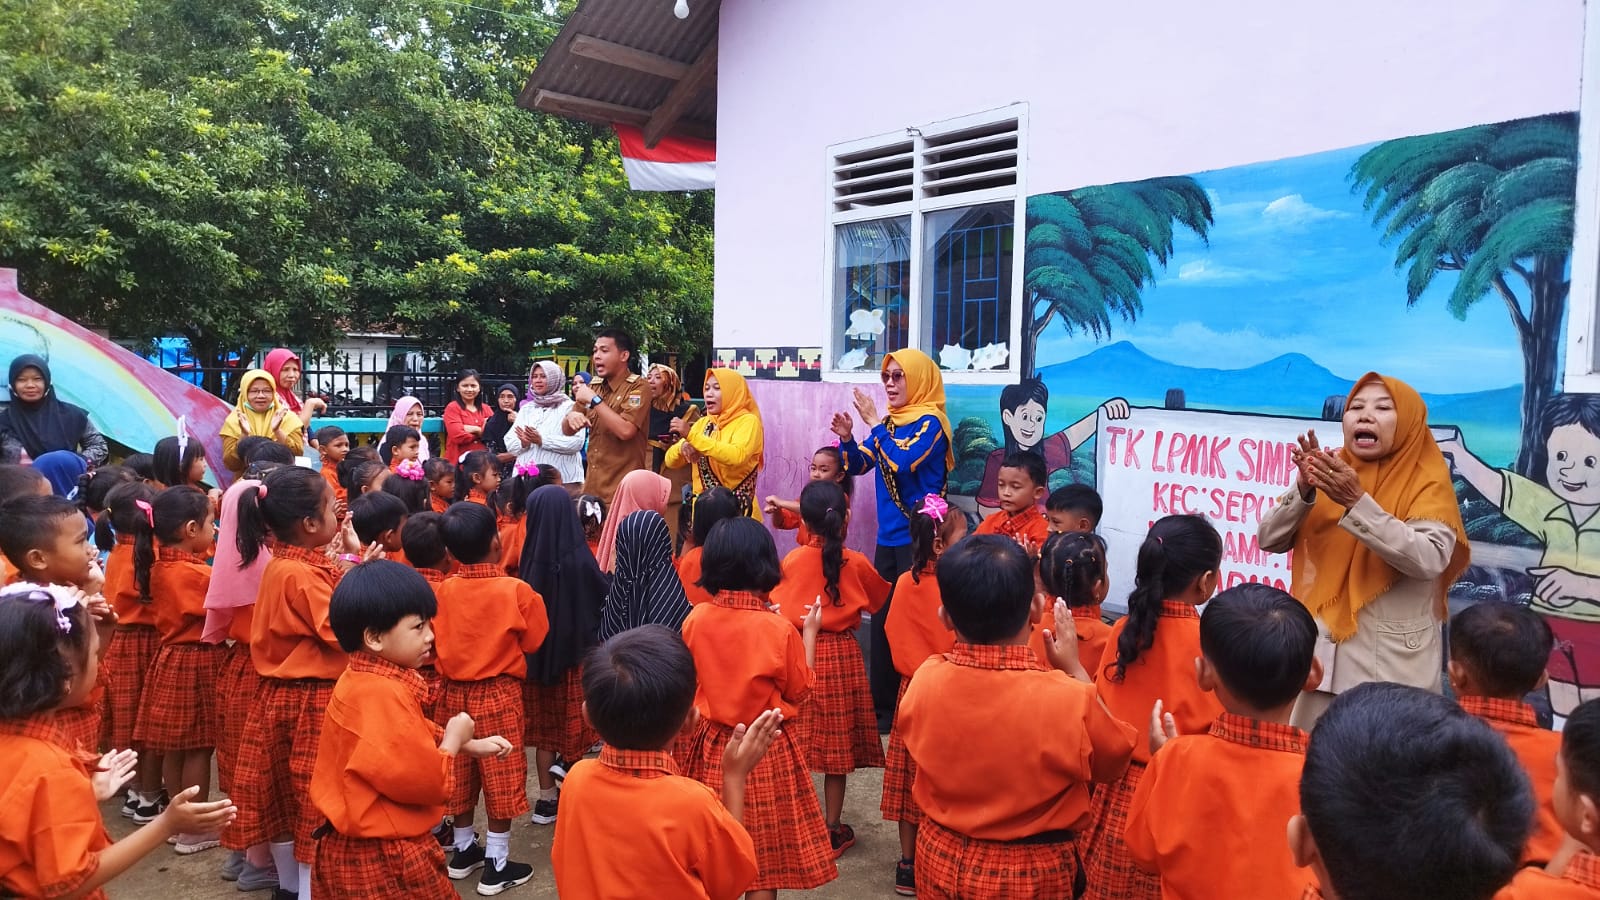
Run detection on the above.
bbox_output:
[1261,194,1349,227]
[1175,259,1281,284]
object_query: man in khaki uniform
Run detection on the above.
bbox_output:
[565,328,649,506]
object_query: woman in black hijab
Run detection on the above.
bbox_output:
[481,382,520,476]
[0,355,108,465]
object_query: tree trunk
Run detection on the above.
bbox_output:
[1514,253,1570,477]
[1021,291,1052,381]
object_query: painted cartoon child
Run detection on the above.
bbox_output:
[1440,392,1600,717]
[976,378,1128,517]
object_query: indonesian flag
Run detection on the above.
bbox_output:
[614,124,715,191]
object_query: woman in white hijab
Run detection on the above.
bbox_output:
[505,360,587,494]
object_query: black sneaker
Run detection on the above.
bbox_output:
[530,795,558,825]
[447,842,486,880]
[130,793,167,825]
[120,793,139,819]
[432,819,454,848]
[270,890,297,900]
[548,755,570,782]
[476,859,533,896]
[829,823,856,858]
[894,858,915,896]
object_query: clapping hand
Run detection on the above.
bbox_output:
[1303,448,1362,508]
[92,749,139,801]
[1289,430,1322,500]
[1148,699,1179,756]
[830,411,854,443]
[852,387,880,424]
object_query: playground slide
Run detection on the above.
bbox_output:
[0,269,233,486]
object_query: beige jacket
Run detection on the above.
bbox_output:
[1258,488,1458,699]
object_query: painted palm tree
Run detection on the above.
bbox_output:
[1351,113,1578,477]
[1020,177,1213,379]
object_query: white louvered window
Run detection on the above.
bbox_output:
[827,104,1026,382]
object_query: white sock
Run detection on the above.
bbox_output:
[538,786,558,801]
[138,789,160,805]
[125,787,138,803]
[453,825,476,852]
[485,830,510,867]
[297,861,311,899]
[269,841,296,891]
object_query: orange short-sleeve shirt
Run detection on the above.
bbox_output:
[883,568,953,679]
[1496,852,1600,899]
[772,544,890,633]
[250,542,346,680]
[104,540,156,628]
[1460,696,1565,864]
[678,547,713,607]
[0,715,112,899]
[680,591,813,727]
[149,550,212,644]
[1096,602,1223,764]
[974,505,1050,546]
[431,565,548,681]
[1029,607,1111,675]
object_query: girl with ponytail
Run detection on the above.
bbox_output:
[1080,513,1225,900]
[98,480,165,819]
[770,479,892,857]
[1029,531,1112,673]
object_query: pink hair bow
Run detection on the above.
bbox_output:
[134,498,155,528]
[514,462,539,479]
[395,459,426,481]
[919,495,949,523]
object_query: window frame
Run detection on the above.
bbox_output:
[822,103,1029,385]
[1565,0,1600,393]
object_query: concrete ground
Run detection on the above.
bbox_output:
[102,760,899,899]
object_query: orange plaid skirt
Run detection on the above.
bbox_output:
[880,678,918,823]
[439,676,529,820]
[133,643,226,752]
[794,629,884,775]
[1080,760,1157,900]
[100,624,160,750]
[523,667,596,762]
[680,719,836,891]
[311,831,453,899]
[916,817,1079,899]
[213,643,256,798]
[230,678,335,862]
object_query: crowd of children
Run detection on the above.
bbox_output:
[2,409,1599,900]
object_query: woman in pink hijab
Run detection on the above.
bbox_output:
[375,396,432,462]
[262,348,326,427]
[594,469,672,572]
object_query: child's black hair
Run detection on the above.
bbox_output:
[690,486,741,547]
[1045,484,1103,527]
[328,560,438,654]
[812,445,853,498]
[908,495,940,584]
[152,434,206,488]
[378,425,422,466]
[1450,602,1554,699]
[380,468,430,513]
[998,378,1050,456]
[235,466,330,566]
[698,517,782,595]
[999,450,1047,491]
[399,512,449,570]
[234,436,275,467]
[423,457,455,490]
[339,445,380,493]
[496,471,537,522]
[0,464,48,506]
[1533,392,1600,481]
[576,493,605,539]
[582,624,697,750]
[345,461,387,497]
[453,450,495,504]
[0,495,83,570]
[103,482,158,600]
[313,425,347,448]
[1563,699,1600,800]
[350,491,409,546]
[0,586,93,718]
[936,534,1034,644]
[439,501,498,565]
[1199,583,1315,711]
[1301,682,1531,900]
[81,465,138,552]
[1038,531,1107,609]
[1110,514,1222,682]
[244,439,297,478]
[122,452,157,481]
[132,486,212,603]
[799,480,849,606]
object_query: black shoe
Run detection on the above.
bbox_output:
[476,859,533,896]
[894,858,915,896]
[120,793,139,819]
[270,890,297,900]
[432,819,454,848]
[548,755,570,782]
[130,794,167,825]
[447,842,486,880]
[530,795,558,825]
[829,823,856,858]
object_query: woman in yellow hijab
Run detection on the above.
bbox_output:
[665,368,764,518]
[220,369,306,475]
[1258,372,1469,728]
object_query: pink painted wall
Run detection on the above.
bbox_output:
[713,0,1585,348]
[750,379,880,553]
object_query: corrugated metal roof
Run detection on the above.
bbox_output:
[517,0,718,142]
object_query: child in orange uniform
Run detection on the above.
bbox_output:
[229,466,351,899]
[0,583,237,899]
[553,625,778,899]
[1029,531,1111,671]
[679,517,836,897]
[678,487,741,606]
[99,481,167,821]
[311,425,350,512]
[973,452,1050,548]
[454,450,502,507]
[351,490,408,563]
[424,458,455,514]
[898,534,1137,898]
[400,510,451,725]
[771,480,890,857]
[763,445,852,546]
[380,425,423,471]
[1291,683,1531,900]
[1082,513,1225,900]
[130,486,229,856]
[310,560,512,900]
[880,494,966,895]
[434,502,549,895]
[1044,483,1102,536]
[1124,583,1321,900]
[1448,602,1566,865]
[1499,698,1600,898]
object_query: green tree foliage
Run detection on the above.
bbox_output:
[1351,113,1577,477]
[0,0,712,380]
[949,415,998,495]
[1020,178,1212,379]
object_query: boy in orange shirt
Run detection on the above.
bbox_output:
[1124,583,1322,900]
[433,502,549,895]
[310,560,512,899]
[897,534,1137,898]
[553,624,778,899]
[974,452,1050,548]
[351,491,408,563]
[312,426,350,512]
[1499,698,1600,899]
[1045,483,1102,536]
[1450,601,1566,865]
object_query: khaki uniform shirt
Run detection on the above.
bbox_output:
[580,374,649,505]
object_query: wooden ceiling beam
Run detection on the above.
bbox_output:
[531,89,717,143]
[569,34,691,81]
[642,38,717,148]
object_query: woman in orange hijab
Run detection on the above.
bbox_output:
[664,368,764,518]
[1259,373,1470,728]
